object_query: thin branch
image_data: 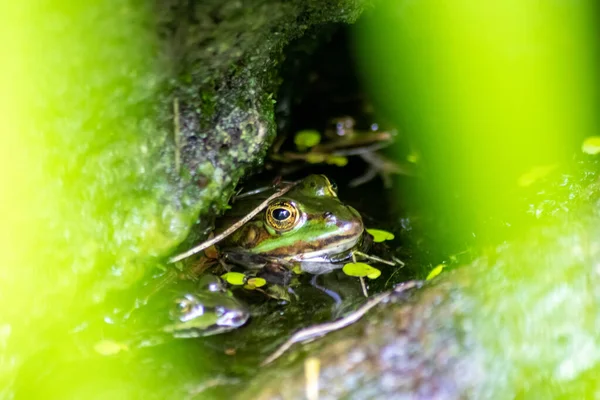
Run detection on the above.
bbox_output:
[359,276,368,298]
[261,280,421,365]
[173,97,181,174]
[354,251,396,266]
[168,181,298,264]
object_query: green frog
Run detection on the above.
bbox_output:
[88,275,250,353]
[159,275,250,338]
[215,175,373,278]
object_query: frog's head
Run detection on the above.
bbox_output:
[223,175,365,262]
[162,276,249,338]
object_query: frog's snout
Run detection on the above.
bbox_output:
[348,206,362,221]
[329,205,364,239]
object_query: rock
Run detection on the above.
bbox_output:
[241,171,600,399]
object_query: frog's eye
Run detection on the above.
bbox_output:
[329,178,338,194]
[265,201,299,231]
[174,297,194,315]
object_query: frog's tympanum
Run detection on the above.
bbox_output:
[216,175,372,276]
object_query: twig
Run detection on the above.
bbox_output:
[261,280,421,365]
[168,181,298,263]
[359,277,368,298]
[173,98,181,175]
[354,251,396,266]
[234,180,294,200]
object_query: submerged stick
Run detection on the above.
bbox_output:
[261,280,422,366]
[173,97,181,175]
[168,181,298,264]
[354,251,396,266]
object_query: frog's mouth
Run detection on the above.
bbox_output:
[297,232,373,275]
[292,227,373,263]
[289,232,363,262]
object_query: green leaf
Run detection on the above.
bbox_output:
[221,272,246,285]
[582,136,600,155]
[426,264,445,281]
[294,130,321,150]
[343,262,381,279]
[325,155,348,166]
[247,277,267,288]
[367,228,395,242]
[93,340,128,356]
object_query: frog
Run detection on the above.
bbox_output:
[159,274,250,339]
[87,275,250,353]
[214,174,373,279]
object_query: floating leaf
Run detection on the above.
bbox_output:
[247,277,266,288]
[407,149,421,164]
[426,264,445,281]
[294,130,321,150]
[325,155,348,167]
[94,340,128,356]
[343,262,381,279]
[517,164,557,187]
[173,261,184,272]
[221,272,246,286]
[204,245,218,259]
[582,136,600,155]
[292,265,303,275]
[367,228,395,242]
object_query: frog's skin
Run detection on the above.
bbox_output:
[216,175,372,275]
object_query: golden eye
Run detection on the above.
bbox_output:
[265,201,299,231]
[174,297,193,314]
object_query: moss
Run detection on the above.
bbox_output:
[1,0,371,395]
[155,0,372,247]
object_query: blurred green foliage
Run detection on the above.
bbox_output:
[0,0,183,394]
[354,1,600,398]
[355,0,600,243]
